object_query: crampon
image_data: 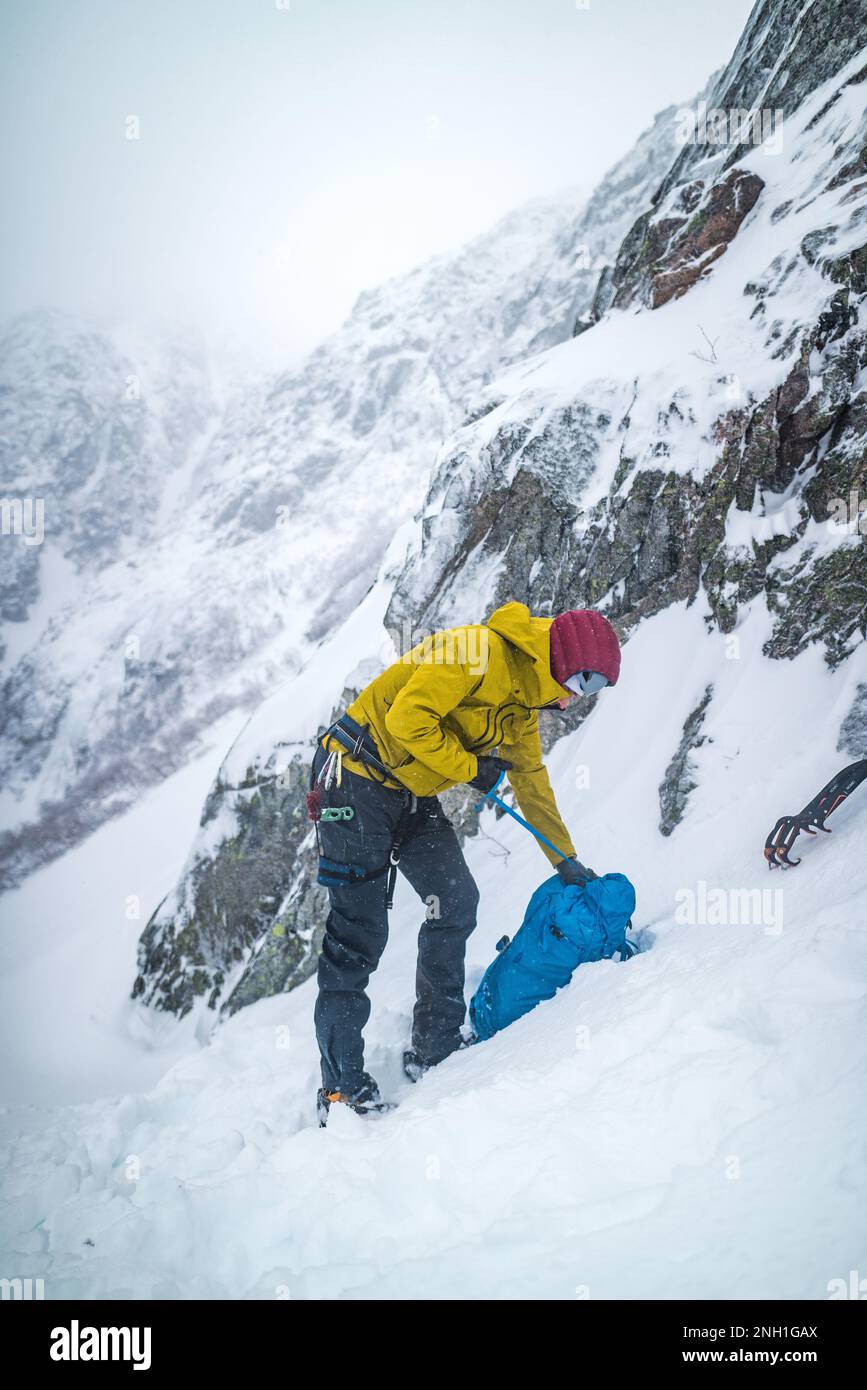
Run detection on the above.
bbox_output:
[316,1080,396,1127]
[764,758,867,868]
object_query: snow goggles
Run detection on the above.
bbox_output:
[564,669,609,696]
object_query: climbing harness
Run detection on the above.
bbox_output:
[322,714,405,786]
[307,717,416,910]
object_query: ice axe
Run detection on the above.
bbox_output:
[475,770,572,861]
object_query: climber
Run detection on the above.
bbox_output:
[308,600,622,1124]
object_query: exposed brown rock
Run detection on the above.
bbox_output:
[649,170,765,308]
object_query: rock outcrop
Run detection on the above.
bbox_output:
[659,685,714,836]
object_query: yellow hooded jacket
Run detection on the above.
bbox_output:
[325,601,578,865]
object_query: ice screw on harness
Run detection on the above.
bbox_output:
[307,745,347,822]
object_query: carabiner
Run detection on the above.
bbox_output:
[320,805,355,823]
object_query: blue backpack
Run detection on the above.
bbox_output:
[469,872,637,1042]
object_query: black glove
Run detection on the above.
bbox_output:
[556,856,597,886]
[468,755,512,793]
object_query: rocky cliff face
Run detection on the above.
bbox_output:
[390,0,867,632]
[136,0,865,1024]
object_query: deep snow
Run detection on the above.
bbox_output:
[2,598,865,1299]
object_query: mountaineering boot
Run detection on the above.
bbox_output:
[403,1034,477,1084]
[316,1075,395,1127]
[402,1049,429,1084]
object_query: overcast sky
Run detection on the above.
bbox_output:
[1,0,756,366]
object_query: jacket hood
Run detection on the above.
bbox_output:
[485,601,565,707]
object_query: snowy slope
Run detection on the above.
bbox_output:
[0,94,693,892]
[0,709,249,1109]
[1,597,865,1298]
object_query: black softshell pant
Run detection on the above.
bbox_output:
[312,746,479,1095]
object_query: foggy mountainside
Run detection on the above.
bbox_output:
[1,0,866,1303]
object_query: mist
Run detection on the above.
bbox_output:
[1,0,755,367]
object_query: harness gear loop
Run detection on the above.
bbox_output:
[322,714,405,788]
[313,721,433,910]
[383,791,417,910]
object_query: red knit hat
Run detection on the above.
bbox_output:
[549,609,621,689]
